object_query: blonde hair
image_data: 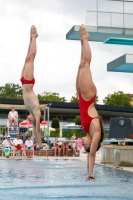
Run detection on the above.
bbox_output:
[98,115,104,143]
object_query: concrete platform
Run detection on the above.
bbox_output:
[101,144,133,167]
[104,37,133,46]
[107,54,133,73]
[66,25,133,42]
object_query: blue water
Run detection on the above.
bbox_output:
[0,159,133,200]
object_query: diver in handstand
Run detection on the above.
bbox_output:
[76,24,104,181]
[20,25,43,150]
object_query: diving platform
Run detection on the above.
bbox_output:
[104,37,133,46]
[66,7,133,43]
[107,54,133,73]
[66,25,133,43]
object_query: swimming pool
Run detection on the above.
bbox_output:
[0,159,133,200]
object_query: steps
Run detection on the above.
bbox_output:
[8,127,19,139]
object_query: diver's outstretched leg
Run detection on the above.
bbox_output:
[78,24,96,100]
[23,25,38,80]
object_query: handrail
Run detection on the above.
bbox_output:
[86,10,133,15]
[86,10,133,28]
[103,139,133,142]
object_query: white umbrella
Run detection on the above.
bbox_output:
[29,126,55,131]
[63,123,81,129]
[40,126,55,131]
[63,123,76,127]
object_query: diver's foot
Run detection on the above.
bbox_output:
[79,24,90,41]
[36,145,43,150]
[86,175,95,181]
[115,166,123,170]
[30,25,38,38]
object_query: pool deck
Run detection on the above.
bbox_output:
[1,152,133,173]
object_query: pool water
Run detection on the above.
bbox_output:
[0,159,133,200]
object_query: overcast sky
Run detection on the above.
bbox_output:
[0,0,133,104]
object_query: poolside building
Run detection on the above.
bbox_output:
[0,98,133,130]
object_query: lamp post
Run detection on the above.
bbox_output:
[47,103,52,139]
[43,103,52,138]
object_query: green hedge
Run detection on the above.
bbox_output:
[104,133,109,139]
[50,128,108,139]
[50,128,86,138]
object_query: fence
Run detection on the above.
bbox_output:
[86,10,133,29]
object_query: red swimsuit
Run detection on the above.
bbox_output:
[20,77,35,85]
[78,91,98,133]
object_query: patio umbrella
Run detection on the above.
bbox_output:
[19,119,32,128]
[63,123,76,127]
[40,121,47,126]
[40,126,55,131]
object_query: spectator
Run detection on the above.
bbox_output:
[71,133,78,156]
[71,133,77,140]
[12,134,27,159]
[53,137,62,156]
[2,135,13,157]
[25,135,34,157]
[8,107,18,129]
[62,141,68,157]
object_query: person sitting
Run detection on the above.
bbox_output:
[25,135,34,157]
[12,134,27,159]
[2,135,13,157]
[53,137,62,156]
[62,141,68,157]
[71,133,78,156]
[8,107,18,129]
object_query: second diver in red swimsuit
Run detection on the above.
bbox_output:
[20,25,43,150]
[76,24,104,181]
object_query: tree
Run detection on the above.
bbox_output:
[70,93,78,103]
[73,115,81,125]
[37,91,67,102]
[103,91,132,107]
[0,83,22,99]
[51,117,60,128]
[95,96,99,104]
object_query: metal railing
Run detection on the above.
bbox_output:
[86,10,133,29]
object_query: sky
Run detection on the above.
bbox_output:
[0,0,133,104]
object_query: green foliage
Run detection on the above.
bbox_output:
[103,91,132,107]
[62,129,86,138]
[37,91,67,102]
[95,96,99,104]
[73,115,81,125]
[51,118,60,128]
[18,119,23,125]
[50,129,107,140]
[104,134,108,139]
[0,83,22,99]
[50,128,86,138]
[50,128,60,137]
[70,93,78,103]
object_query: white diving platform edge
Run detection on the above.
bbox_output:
[66,25,133,43]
